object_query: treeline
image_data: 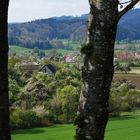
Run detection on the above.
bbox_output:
[8,16,87,49]
[9,34,71,50]
[8,9,140,49]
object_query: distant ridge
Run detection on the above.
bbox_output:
[8,9,140,49]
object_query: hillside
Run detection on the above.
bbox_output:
[117,9,140,41]
[8,9,140,49]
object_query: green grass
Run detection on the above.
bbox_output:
[9,45,79,55]
[9,45,32,54]
[12,124,75,140]
[12,116,140,140]
[105,116,140,140]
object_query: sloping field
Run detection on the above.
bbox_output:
[9,45,32,53]
[12,116,140,140]
[114,74,140,89]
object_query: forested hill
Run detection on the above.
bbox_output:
[117,9,140,41]
[8,9,140,49]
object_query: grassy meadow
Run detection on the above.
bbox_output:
[9,45,78,55]
[9,45,32,53]
[12,116,140,140]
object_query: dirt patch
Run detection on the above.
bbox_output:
[114,74,140,89]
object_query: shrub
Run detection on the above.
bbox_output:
[10,109,40,130]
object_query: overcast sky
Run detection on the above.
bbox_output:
[8,0,140,23]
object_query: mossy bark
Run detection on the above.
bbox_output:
[76,1,118,140]
[0,0,11,140]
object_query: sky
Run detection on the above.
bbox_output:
[8,0,140,23]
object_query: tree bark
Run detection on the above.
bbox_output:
[0,0,11,140]
[75,1,118,140]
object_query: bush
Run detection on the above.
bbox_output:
[10,109,40,130]
[120,102,131,112]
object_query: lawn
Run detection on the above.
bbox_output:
[12,116,140,140]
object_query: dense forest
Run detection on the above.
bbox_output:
[8,9,140,49]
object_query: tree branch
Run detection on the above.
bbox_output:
[118,0,140,19]
[120,0,131,4]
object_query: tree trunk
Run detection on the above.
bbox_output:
[0,0,11,140]
[75,1,118,140]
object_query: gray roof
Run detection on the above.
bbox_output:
[40,64,56,74]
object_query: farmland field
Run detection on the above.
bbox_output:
[129,67,140,74]
[114,73,140,89]
[12,116,140,140]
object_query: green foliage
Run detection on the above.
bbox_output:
[110,81,140,117]
[19,79,50,109]
[9,54,140,129]
[9,10,140,50]
[10,109,40,130]
[50,39,65,49]
[80,43,93,54]
[115,63,131,73]
[56,85,79,121]
[32,47,46,58]
[9,55,21,68]
[74,113,84,127]
[9,78,20,106]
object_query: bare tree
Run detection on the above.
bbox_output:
[75,0,140,140]
[0,0,11,140]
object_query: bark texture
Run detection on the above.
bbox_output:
[0,0,11,140]
[75,1,118,140]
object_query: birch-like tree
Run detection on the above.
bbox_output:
[0,0,11,140]
[75,1,140,140]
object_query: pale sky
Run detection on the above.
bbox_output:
[8,0,140,23]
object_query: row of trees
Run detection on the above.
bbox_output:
[9,38,71,50]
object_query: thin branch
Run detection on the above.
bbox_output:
[118,0,140,19]
[120,0,131,4]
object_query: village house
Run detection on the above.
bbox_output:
[64,54,77,63]
[135,51,140,59]
[39,64,56,76]
[115,52,135,61]
[21,63,56,76]
[115,51,140,60]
